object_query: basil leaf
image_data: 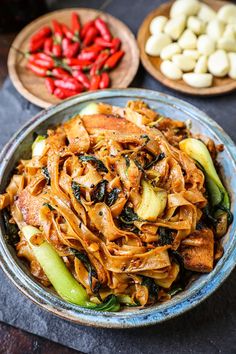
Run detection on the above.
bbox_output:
[79,155,108,173]
[91,180,108,203]
[71,181,81,202]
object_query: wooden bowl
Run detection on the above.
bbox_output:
[8,8,139,108]
[137,0,236,96]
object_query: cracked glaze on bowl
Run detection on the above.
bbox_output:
[0,89,235,328]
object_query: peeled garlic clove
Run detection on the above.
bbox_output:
[145,33,171,56]
[183,50,200,60]
[172,54,196,72]
[217,4,236,24]
[160,60,183,80]
[198,3,216,23]
[164,15,186,40]
[223,27,235,41]
[194,55,208,73]
[187,16,205,35]
[197,35,215,55]
[160,43,181,60]
[150,16,168,35]
[217,38,236,52]
[226,24,236,36]
[208,50,229,77]
[183,73,213,88]
[207,19,225,41]
[228,52,236,79]
[178,29,197,49]
[170,0,200,18]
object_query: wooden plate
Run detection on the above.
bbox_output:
[8,8,139,108]
[137,0,236,96]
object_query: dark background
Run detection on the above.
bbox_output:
[0,1,235,353]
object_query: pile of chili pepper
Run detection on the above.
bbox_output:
[26,12,125,99]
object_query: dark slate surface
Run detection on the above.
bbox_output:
[0,1,236,353]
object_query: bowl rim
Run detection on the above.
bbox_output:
[0,88,235,328]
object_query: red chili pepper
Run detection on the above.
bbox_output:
[77,51,97,61]
[30,26,52,43]
[99,72,110,89]
[110,37,121,54]
[71,12,81,37]
[30,58,54,69]
[62,37,71,57]
[66,42,80,58]
[62,24,78,41]
[52,43,62,57]
[89,75,101,91]
[54,87,78,99]
[54,78,83,91]
[31,53,53,62]
[72,70,90,89]
[52,67,72,79]
[94,37,114,48]
[43,37,53,55]
[90,50,110,76]
[83,27,99,46]
[81,44,103,53]
[94,18,112,42]
[45,77,55,94]
[27,61,49,77]
[52,20,63,43]
[80,20,95,39]
[29,53,54,68]
[64,58,92,67]
[103,50,124,70]
[29,37,45,53]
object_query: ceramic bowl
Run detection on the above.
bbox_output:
[0,89,235,328]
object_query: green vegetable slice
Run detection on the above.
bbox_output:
[22,225,120,311]
[32,135,46,157]
[79,103,100,116]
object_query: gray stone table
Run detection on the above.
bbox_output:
[0,0,235,353]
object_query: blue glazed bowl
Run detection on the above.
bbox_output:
[0,89,235,328]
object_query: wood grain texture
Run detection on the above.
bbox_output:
[0,321,82,354]
[137,0,236,96]
[8,8,139,108]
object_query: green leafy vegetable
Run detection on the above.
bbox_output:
[119,205,139,225]
[134,159,146,174]
[92,295,120,311]
[140,134,150,144]
[179,138,233,226]
[168,285,183,297]
[142,276,159,300]
[42,167,50,185]
[43,203,55,211]
[3,211,20,245]
[79,155,108,173]
[106,188,120,207]
[158,227,173,246]
[22,226,120,311]
[144,152,165,170]
[91,180,108,203]
[71,181,81,202]
[70,248,100,295]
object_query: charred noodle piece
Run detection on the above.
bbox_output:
[22,226,120,311]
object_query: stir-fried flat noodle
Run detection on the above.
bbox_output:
[0,100,227,306]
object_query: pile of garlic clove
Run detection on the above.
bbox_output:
[145,0,236,88]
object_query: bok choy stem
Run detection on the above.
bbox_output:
[22,225,120,311]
